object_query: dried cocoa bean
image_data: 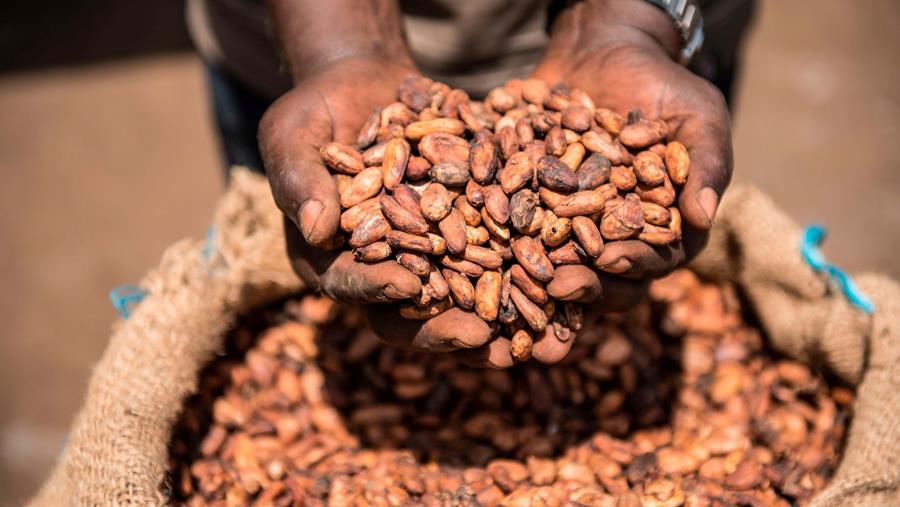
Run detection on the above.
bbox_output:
[439,208,468,255]
[420,182,453,222]
[664,141,690,185]
[600,194,645,241]
[353,241,392,262]
[483,185,510,224]
[509,264,548,305]
[397,252,431,277]
[349,212,391,248]
[385,230,433,253]
[509,285,548,332]
[537,155,578,193]
[405,118,466,140]
[443,269,476,309]
[321,142,365,174]
[475,271,502,321]
[381,194,429,235]
[571,216,604,257]
[429,161,470,187]
[511,236,554,282]
[633,151,666,187]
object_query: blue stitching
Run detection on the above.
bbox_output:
[800,225,874,314]
[108,284,148,319]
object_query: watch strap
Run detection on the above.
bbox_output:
[642,0,705,64]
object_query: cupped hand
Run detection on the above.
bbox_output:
[261,57,425,303]
[532,5,733,309]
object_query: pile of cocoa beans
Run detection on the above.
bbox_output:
[322,77,689,360]
[168,271,852,506]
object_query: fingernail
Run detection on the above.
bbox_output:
[559,287,585,301]
[298,200,324,243]
[597,257,632,274]
[382,283,410,300]
[698,187,719,228]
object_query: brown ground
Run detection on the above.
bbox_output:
[0,0,897,504]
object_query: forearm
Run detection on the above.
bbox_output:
[542,0,681,65]
[265,0,415,82]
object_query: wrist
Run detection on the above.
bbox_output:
[545,0,681,62]
[265,0,415,83]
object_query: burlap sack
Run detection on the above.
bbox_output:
[27,171,899,506]
[691,185,900,507]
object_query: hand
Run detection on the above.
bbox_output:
[533,0,734,310]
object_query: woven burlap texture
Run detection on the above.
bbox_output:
[691,185,900,507]
[27,172,898,506]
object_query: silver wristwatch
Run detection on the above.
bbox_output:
[642,0,705,65]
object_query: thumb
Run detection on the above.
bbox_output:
[259,88,342,247]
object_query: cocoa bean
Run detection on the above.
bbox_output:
[635,175,676,207]
[561,105,592,132]
[664,141,690,185]
[463,245,504,270]
[385,230,433,253]
[510,329,534,362]
[426,264,450,299]
[429,161,470,187]
[439,208,468,255]
[458,101,486,132]
[515,118,535,146]
[475,271,502,321]
[499,151,534,194]
[418,133,470,165]
[321,142,365,175]
[398,76,433,112]
[466,226,490,245]
[454,195,482,226]
[439,88,469,118]
[577,153,611,190]
[521,78,550,105]
[511,236,554,282]
[419,182,453,222]
[440,255,484,277]
[641,201,671,226]
[610,166,637,192]
[465,180,486,207]
[405,155,431,181]
[353,242,392,262]
[356,107,382,149]
[560,142,586,171]
[638,224,677,246]
[619,112,669,148]
[633,151,666,187]
[380,194,429,235]
[545,126,567,157]
[510,285,548,332]
[537,155,578,193]
[552,189,610,218]
[509,264,548,305]
[405,119,466,140]
[580,131,624,165]
[443,269,476,309]
[594,108,625,135]
[483,185,510,224]
[547,240,585,265]
[481,207,511,241]
[381,102,418,126]
[340,197,380,232]
[509,189,539,233]
[668,207,682,240]
[397,252,431,277]
[600,194,645,241]
[540,214,572,248]
[571,216,604,257]
[469,140,500,184]
[382,138,410,190]
[349,212,391,248]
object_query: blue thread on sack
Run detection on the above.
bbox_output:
[800,225,874,313]
[202,225,216,260]
[109,284,148,319]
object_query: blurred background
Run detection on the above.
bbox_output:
[0,0,897,503]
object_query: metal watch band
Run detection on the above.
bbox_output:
[642,0,705,64]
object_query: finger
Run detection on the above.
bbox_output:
[283,217,322,290]
[532,326,575,365]
[259,90,342,247]
[671,83,734,231]
[546,265,603,303]
[319,252,422,303]
[365,306,493,352]
[593,240,685,279]
[455,337,516,369]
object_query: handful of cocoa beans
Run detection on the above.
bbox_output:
[322,76,689,361]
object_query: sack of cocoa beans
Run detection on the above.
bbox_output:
[26,156,900,504]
